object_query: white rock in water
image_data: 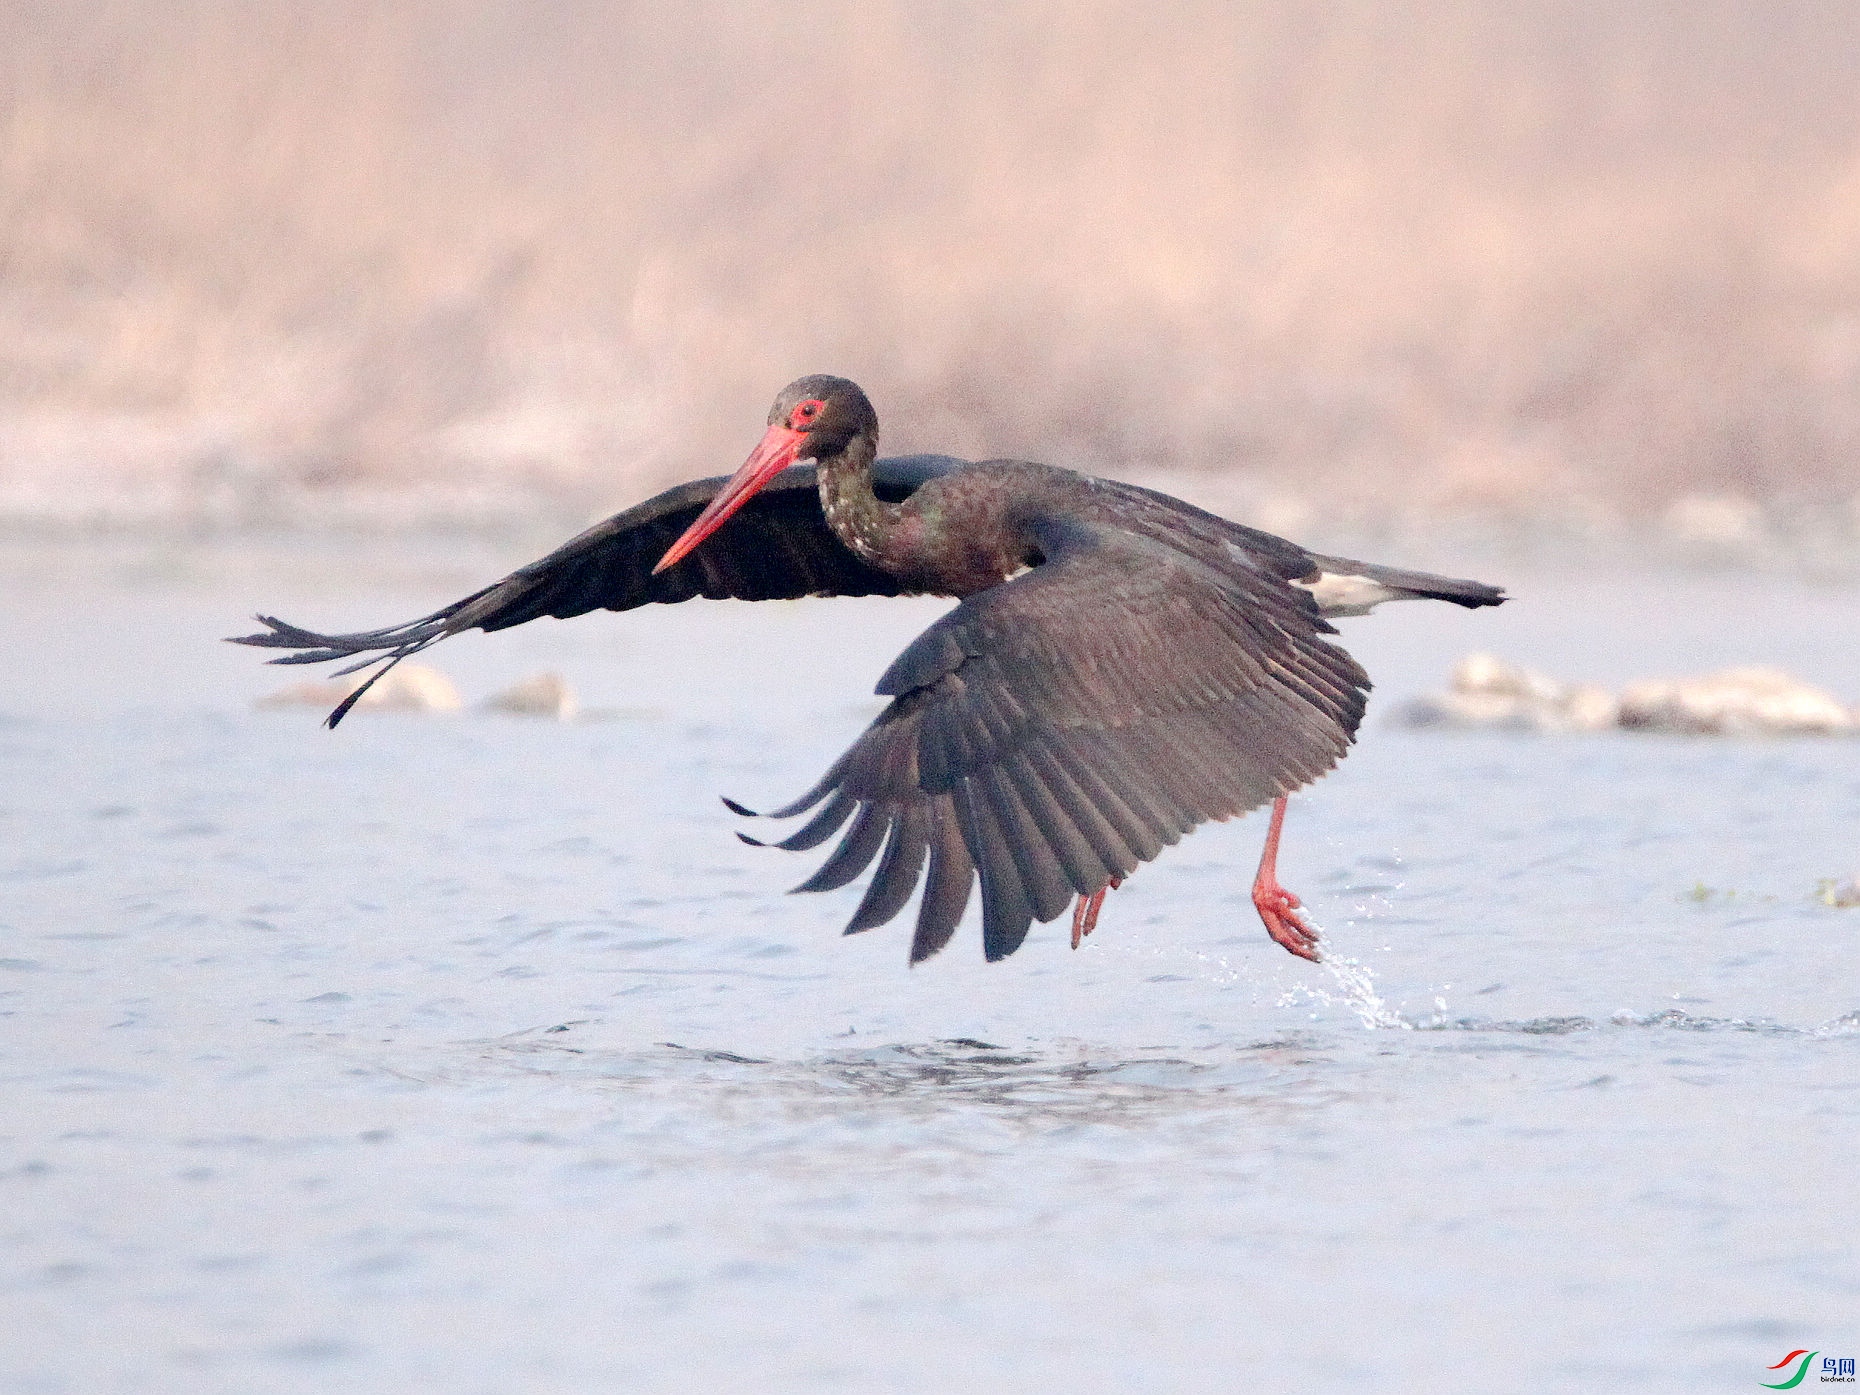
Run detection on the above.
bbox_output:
[1819,877,1860,908]
[483,672,578,720]
[1618,666,1854,735]
[1558,685,1622,732]
[1452,653,1562,704]
[1391,653,1617,733]
[257,663,462,714]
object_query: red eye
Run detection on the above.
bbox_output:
[794,399,823,425]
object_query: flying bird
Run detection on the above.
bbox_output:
[233,375,1504,964]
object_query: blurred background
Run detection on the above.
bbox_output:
[3,0,1859,557]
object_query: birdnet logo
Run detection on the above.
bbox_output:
[1762,1350,1858,1387]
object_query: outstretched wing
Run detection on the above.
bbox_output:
[737,512,1371,963]
[229,454,966,725]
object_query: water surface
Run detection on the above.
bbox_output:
[3,543,1857,1393]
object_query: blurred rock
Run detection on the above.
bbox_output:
[1390,653,1618,733]
[1817,878,1860,908]
[483,672,578,720]
[1618,667,1854,736]
[257,663,461,714]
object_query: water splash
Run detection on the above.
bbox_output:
[1102,914,1423,1031]
[1317,953,1414,1030]
[1271,950,1417,1030]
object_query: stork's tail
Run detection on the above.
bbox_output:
[1298,555,1506,618]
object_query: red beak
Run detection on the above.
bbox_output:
[652,422,808,574]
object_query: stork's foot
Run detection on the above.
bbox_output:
[1070,876,1123,949]
[1253,880,1322,962]
[1250,795,1321,962]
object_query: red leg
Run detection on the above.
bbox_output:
[1070,876,1123,949]
[1252,796,1321,961]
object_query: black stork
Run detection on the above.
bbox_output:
[233,375,1504,965]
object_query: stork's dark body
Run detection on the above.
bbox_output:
[234,375,1504,964]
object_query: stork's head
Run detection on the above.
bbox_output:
[653,375,877,575]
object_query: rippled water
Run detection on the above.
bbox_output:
[3,542,1858,1394]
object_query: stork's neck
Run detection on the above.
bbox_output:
[816,430,903,572]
